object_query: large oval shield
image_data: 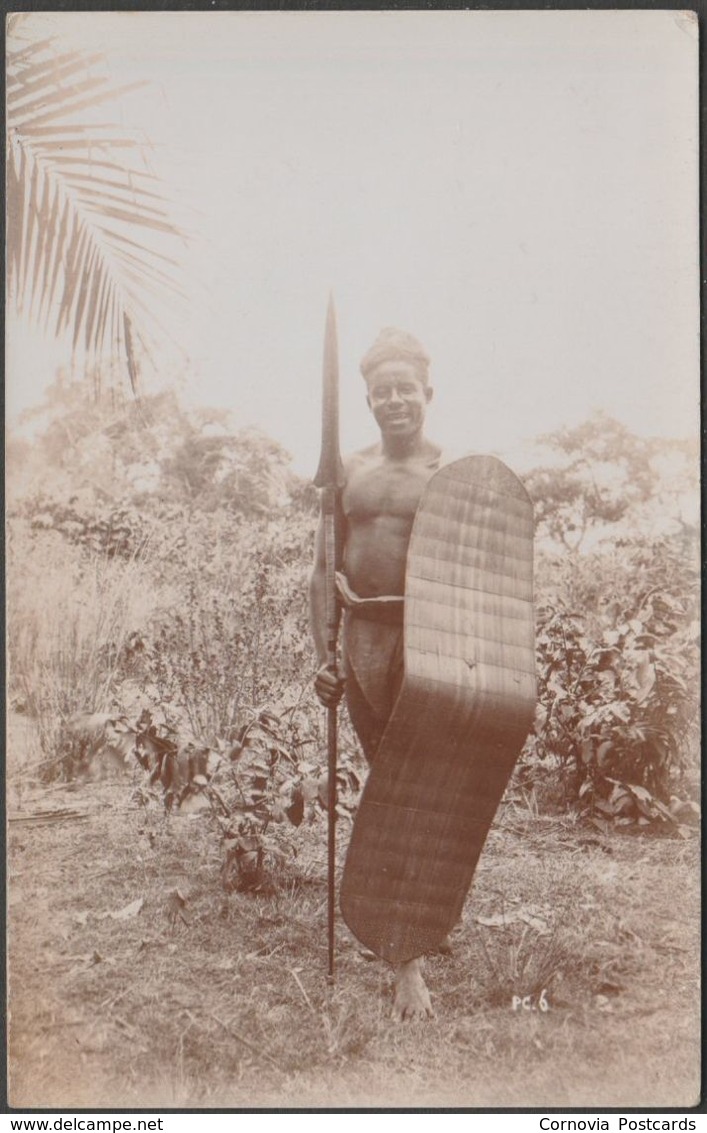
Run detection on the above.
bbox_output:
[340,456,536,963]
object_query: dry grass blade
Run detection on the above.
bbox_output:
[9,808,89,824]
[290,968,317,1016]
[210,1013,283,1070]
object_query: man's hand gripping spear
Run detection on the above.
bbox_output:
[313,296,345,977]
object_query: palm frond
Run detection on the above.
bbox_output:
[6,32,187,390]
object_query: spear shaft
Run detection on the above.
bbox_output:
[313,295,344,977]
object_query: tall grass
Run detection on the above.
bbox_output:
[7,510,320,785]
[8,522,159,770]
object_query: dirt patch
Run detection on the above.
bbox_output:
[7,781,701,1110]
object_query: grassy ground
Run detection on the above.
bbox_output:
[7,762,701,1111]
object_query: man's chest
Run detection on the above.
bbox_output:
[343,457,439,522]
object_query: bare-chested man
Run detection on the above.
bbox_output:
[310,327,444,1021]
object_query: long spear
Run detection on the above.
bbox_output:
[313,295,344,978]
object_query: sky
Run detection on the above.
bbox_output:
[6,9,700,475]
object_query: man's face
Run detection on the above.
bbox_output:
[366,360,433,441]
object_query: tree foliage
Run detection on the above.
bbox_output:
[159,416,292,516]
[524,412,698,551]
[10,374,301,526]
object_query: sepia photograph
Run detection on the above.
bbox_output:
[5,8,701,1111]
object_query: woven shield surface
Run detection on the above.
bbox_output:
[340,456,536,964]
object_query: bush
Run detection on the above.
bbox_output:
[130,701,362,893]
[121,504,366,889]
[22,493,148,560]
[138,509,317,741]
[523,536,700,826]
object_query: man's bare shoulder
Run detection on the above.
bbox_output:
[342,440,450,482]
[342,443,382,477]
[437,448,481,468]
[423,439,444,465]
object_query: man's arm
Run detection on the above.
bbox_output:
[309,515,335,667]
[309,494,346,707]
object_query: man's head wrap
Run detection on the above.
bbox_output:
[360,327,431,385]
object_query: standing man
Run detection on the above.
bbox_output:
[310,326,443,1021]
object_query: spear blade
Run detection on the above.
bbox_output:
[314,293,344,491]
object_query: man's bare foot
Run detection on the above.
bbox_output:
[392,958,434,1021]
